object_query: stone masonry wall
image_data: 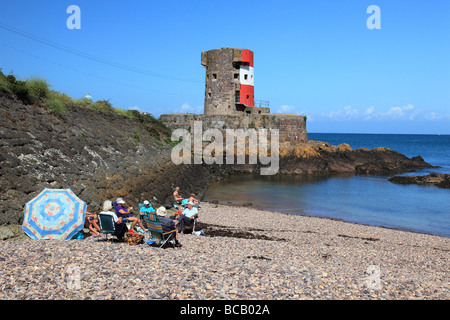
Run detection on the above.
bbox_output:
[201,48,242,116]
[160,113,308,144]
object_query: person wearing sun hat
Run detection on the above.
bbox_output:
[156,206,181,247]
[156,207,171,228]
[115,198,148,233]
[139,200,155,215]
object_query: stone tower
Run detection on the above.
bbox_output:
[161,47,307,145]
[201,47,255,115]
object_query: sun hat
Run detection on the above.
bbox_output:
[143,200,150,205]
[187,201,194,206]
[156,206,167,217]
[116,198,125,204]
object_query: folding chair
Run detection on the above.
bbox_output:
[138,202,157,230]
[97,213,116,243]
[112,201,118,212]
[170,199,188,210]
[142,211,177,249]
[192,216,198,234]
[184,216,198,234]
[138,202,145,223]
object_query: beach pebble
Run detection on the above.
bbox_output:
[0,203,448,300]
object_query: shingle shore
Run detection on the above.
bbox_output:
[0,202,448,300]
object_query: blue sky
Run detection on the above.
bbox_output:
[1,0,449,134]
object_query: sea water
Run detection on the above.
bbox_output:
[204,134,450,237]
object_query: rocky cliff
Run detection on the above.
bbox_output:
[0,93,434,227]
[277,140,434,175]
[0,92,211,225]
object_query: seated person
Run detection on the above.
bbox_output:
[188,193,200,206]
[139,200,155,215]
[173,187,183,204]
[115,198,148,232]
[177,201,198,235]
[85,211,101,237]
[139,200,154,230]
[99,200,128,241]
[156,206,181,247]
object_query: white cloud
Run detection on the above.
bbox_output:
[322,105,359,120]
[276,105,313,121]
[177,102,203,114]
[425,112,442,121]
[364,106,375,119]
[320,104,426,121]
[128,106,140,111]
[380,104,415,119]
[277,105,296,113]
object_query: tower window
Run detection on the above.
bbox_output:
[213,73,217,80]
[234,73,239,79]
[244,74,248,80]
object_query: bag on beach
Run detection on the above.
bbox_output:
[193,230,205,236]
[72,230,85,239]
[125,232,144,245]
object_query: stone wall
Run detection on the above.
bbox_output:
[201,48,243,115]
[160,113,308,144]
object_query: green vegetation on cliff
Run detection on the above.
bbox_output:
[0,69,171,139]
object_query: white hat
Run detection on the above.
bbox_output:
[116,198,125,204]
[187,201,194,206]
[143,200,150,205]
[156,206,167,217]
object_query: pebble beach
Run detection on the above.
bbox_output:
[0,202,448,300]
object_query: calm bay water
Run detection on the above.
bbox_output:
[204,134,450,237]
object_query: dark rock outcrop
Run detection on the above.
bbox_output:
[0,94,212,225]
[0,93,437,227]
[389,173,450,189]
[220,140,435,176]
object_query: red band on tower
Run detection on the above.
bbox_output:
[242,49,254,67]
[240,85,254,107]
[240,49,254,106]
